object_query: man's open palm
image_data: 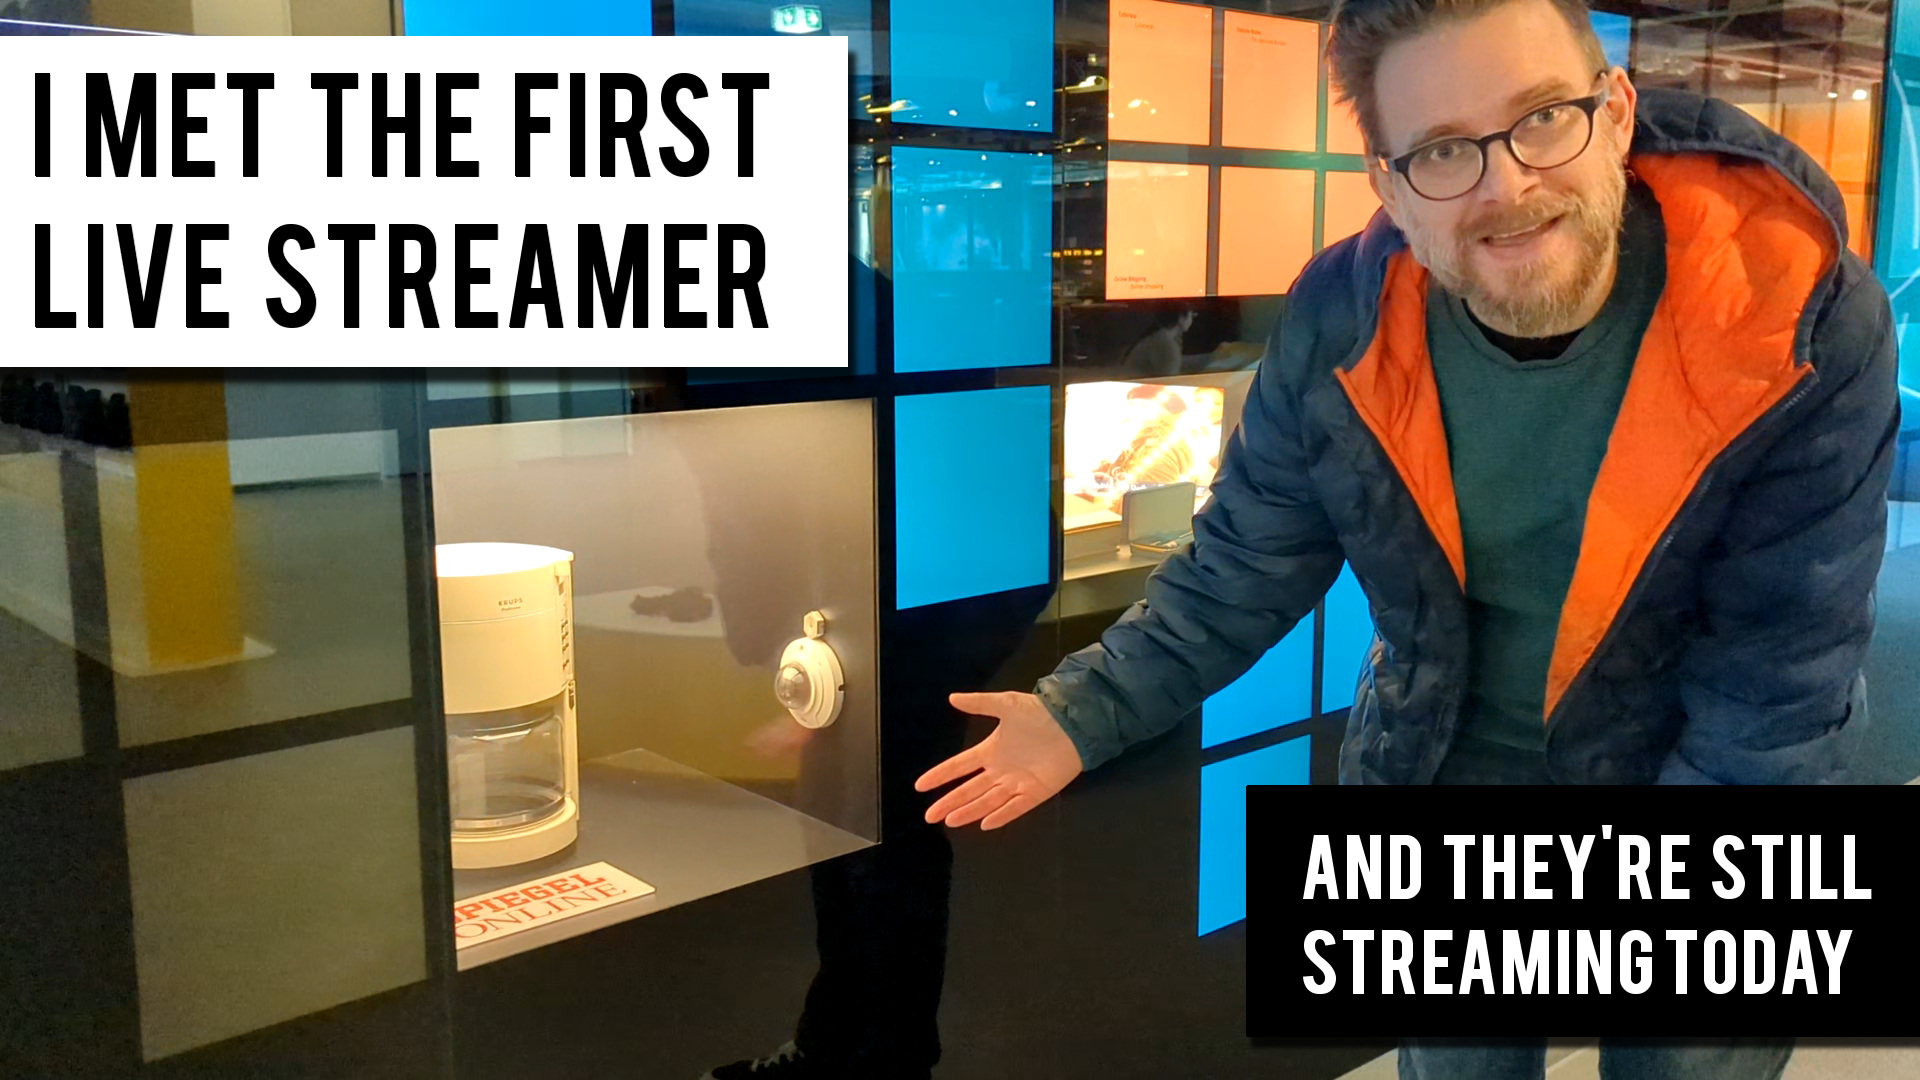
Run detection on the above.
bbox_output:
[915,691,1084,830]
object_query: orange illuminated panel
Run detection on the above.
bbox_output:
[1777,103,1832,167]
[1110,0,1213,145]
[1323,171,1383,246]
[1327,100,1368,156]
[1217,167,1315,296]
[1221,12,1318,151]
[1828,99,1873,185]
[1106,161,1210,300]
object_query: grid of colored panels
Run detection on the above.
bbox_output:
[1198,735,1309,935]
[891,0,1054,132]
[1105,5,1374,301]
[894,387,1052,608]
[403,0,650,34]
[891,150,1053,372]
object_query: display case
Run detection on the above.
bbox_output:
[1059,370,1254,618]
[427,400,878,969]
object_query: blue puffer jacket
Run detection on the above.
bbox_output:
[1037,88,1901,785]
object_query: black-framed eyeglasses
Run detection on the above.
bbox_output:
[1376,75,1612,201]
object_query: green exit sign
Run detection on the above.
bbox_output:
[771,4,823,33]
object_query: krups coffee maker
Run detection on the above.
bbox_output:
[435,543,581,870]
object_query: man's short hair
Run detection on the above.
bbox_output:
[1328,0,1611,156]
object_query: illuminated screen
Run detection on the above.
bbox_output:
[1221,12,1319,151]
[891,0,1053,132]
[1106,162,1210,300]
[1063,381,1227,530]
[1109,0,1213,145]
[1322,171,1382,246]
[404,0,651,34]
[1217,167,1315,296]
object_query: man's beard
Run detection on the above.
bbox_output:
[1403,155,1629,338]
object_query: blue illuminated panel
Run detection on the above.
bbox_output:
[1199,736,1310,936]
[1589,12,1632,70]
[1880,0,1920,395]
[890,0,1053,133]
[894,387,1051,609]
[403,0,651,34]
[1320,564,1375,713]
[1201,619,1312,749]
[891,150,1052,373]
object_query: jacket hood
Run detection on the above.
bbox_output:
[1630,87,1850,250]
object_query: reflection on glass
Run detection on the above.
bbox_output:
[1617,0,1884,262]
[0,374,414,748]
[891,149,1052,372]
[104,377,413,746]
[0,372,84,771]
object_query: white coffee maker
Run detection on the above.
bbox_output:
[435,543,581,870]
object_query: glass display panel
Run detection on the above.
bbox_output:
[429,400,878,968]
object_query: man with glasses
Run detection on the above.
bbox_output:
[916,0,1897,1073]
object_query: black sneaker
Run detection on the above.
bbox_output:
[700,1041,819,1079]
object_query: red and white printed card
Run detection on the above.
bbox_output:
[453,862,655,949]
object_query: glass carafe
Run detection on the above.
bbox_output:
[447,691,568,834]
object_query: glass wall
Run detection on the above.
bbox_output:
[0,371,450,1072]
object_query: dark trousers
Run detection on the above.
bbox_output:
[792,585,1053,1078]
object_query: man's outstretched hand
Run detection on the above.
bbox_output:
[915,691,1085,830]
